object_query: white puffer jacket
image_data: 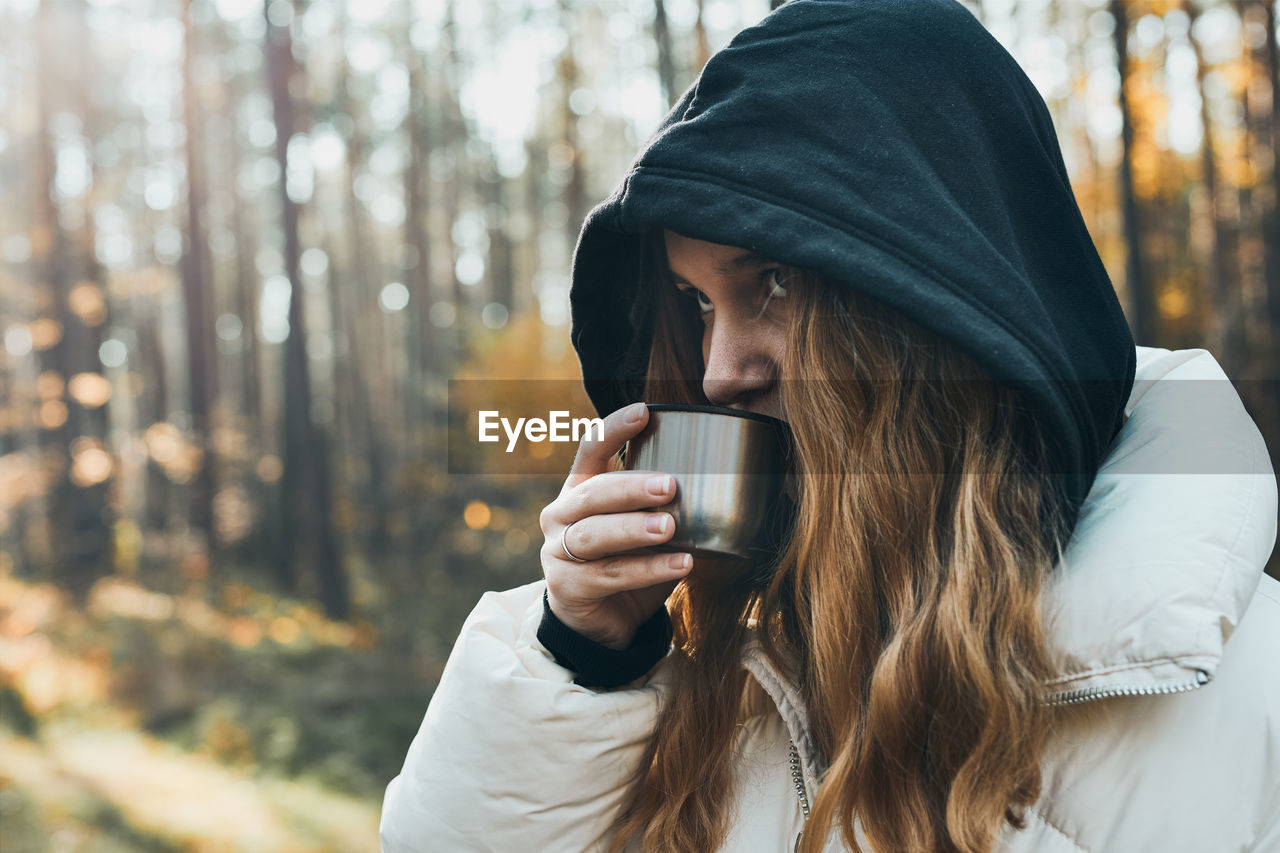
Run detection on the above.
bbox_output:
[381,346,1280,853]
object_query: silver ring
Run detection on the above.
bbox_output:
[560,521,589,563]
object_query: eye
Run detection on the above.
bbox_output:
[752,268,789,319]
[678,286,715,316]
[764,268,789,300]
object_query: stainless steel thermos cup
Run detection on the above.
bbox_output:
[622,404,795,561]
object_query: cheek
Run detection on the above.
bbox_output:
[764,326,786,370]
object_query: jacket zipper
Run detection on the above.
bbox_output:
[789,739,810,852]
[1043,668,1212,706]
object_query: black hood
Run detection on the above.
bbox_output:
[568,0,1136,533]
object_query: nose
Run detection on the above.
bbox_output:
[701,316,778,410]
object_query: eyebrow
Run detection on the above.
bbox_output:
[667,250,773,287]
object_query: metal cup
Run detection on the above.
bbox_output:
[621,404,796,560]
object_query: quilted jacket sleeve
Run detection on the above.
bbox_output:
[379,579,668,853]
[1245,578,1280,853]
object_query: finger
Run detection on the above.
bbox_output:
[554,551,694,601]
[564,401,649,491]
[546,470,677,529]
[557,510,677,563]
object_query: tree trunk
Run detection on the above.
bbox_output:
[136,313,173,542]
[321,232,355,475]
[181,0,218,566]
[441,0,469,359]
[403,29,435,437]
[336,10,393,556]
[1110,0,1154,345]
[1258,0,1280,354]
[558,45,588,241]
[693,0,711,73]
[33,0,113,602]
[483,153,514,317]
[223,55,264,439]
[653,0,677,107]
[1185,0,1242,371]
[265,0,349,619]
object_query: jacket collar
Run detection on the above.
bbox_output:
[1039,346,1275,699]
[742,346,1278,779]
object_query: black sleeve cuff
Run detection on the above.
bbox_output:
[536,590,673,689]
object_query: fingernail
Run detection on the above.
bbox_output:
[646,475,671,495]
[669,553,692,571]
[626,402,646,423]
[646,513,669,535]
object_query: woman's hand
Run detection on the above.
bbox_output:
[539,402,692,650]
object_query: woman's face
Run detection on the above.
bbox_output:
[662,230,790,422]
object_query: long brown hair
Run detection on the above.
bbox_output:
[604,235,1073,853]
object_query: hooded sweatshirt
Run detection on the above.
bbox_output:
[568,0,1136,541]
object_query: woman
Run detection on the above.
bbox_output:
[381,1,1280,851]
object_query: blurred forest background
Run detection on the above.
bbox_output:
[1,0,1278,849]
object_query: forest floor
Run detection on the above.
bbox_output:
[1,726,378,852]
[0,563,464,852]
